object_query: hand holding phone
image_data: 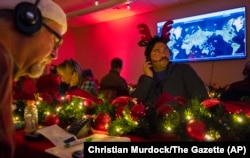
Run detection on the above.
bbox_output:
[144,58,154,78]
[146,56,154,71]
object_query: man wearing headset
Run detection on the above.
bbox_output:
[0,0,67,157]
[131,36,209,107]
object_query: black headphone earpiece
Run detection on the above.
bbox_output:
[14,2,42,35]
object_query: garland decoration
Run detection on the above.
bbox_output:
[12,76,250,141]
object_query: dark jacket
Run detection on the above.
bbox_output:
[220,77,250,101]
[131,63,209,107]
[100,69,129,97]
[0,43,15,158]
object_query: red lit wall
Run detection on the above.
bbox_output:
[55,0,249,87]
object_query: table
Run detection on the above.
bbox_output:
[14,129,176,158]
[13,101,250,157]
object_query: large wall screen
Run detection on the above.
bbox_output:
[157,7,246,62]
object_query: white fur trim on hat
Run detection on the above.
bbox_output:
[0,0,67,34]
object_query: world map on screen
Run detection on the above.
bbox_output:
[158,7,246,62]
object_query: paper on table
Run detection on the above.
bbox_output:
[37,124,77,146]
[45,134,131,158]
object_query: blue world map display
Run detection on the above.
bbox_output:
[157,7,246,62]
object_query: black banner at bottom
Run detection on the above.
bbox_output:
[83,142,249,158]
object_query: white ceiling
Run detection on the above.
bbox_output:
[54,0,198,27]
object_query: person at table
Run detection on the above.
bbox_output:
[81,68,99,97]
[56,59,84,94]
[56,59,98,101]
[0,0,67,157]
[220,60,250,101]
[131,36,209,107]
[99,58,130,101]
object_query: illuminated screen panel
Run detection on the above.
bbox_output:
[157,7,246,62]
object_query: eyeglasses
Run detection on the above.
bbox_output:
[42,23,63,51]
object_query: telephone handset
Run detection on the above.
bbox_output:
[146,55,151,62]
[66,118,93,139]
[146,56,154,71]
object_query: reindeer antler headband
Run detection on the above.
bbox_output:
[137,20,173,47]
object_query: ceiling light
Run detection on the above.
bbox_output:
[95,0,99,6]
[67,0,135,19]
[127,4,130,10]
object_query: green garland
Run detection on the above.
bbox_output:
[56,97,88,125]
[13,92,250,141]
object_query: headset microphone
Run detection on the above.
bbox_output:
[14,0,42,35]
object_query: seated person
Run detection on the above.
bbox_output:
[221,61,250,101]
[81,69,98,97]
[131,36,209,107]
[56,59,83,94]
[56,59,95,98]
[99,58,129,101]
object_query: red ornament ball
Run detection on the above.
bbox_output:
[44,114,60,126]
[94,113,111,131]
[186,119,206,141]
[130,104,146,121]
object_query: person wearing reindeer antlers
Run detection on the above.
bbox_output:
[131,21,209,108]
